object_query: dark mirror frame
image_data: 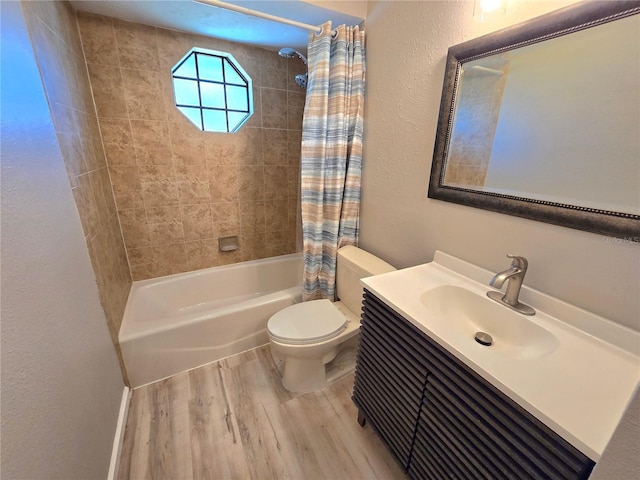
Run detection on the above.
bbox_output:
[428,1,640,241]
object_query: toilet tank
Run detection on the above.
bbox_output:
[336,246,396,314]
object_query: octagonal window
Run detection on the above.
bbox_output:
[172,48,253,133]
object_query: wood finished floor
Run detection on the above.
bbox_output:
[118,345,406,480]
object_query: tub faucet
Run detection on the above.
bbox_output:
[487,254,535,315]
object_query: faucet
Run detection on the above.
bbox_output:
[487,254,536,315]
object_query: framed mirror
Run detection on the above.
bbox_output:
[428,1,640,240]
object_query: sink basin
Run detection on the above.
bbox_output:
[420,285,559,360]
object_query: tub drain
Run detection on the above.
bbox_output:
[474,332,493,346]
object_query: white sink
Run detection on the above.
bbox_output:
[361,250,640,461]
[420,285,559,360]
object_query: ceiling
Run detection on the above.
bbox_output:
[69,0,366,52]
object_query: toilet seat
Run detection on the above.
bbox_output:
[267,299,348,345]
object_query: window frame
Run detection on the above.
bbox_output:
[171,48,253,133]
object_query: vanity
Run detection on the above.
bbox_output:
[352,251,640,479]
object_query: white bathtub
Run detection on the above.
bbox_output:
[120,253,302,387]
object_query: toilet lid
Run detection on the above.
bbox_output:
[268,299,348,345]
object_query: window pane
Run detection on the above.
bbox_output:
[228,111,250,131]
[178,106,203,130]
[197,54,223,82]
[203,109,228,132]
[224,59,245,85]
[174,78,200,106]
[173,53,197,78]
[226,85,248,111]
[200,82,225,109]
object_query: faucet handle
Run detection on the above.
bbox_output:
[506,254,528,269]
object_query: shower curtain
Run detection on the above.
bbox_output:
[301,21,366,301]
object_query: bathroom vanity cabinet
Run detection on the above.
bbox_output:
[353,290,595,480]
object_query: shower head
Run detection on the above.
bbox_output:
[278,47,308,65]
[295,73,308,89]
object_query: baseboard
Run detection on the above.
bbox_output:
[108,386,131,480]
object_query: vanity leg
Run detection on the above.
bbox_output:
[357,409,366,427]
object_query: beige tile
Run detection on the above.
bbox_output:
[145,206,181,224]
[211,202,241,237]
[119,208,151,249]
[130,262,159,281]
[242,233,267,260]
[287,130,302,166]
[243,86,261,128]
[127,246,154,266]
[177,180,211,205]
[57,131,88,178]
[262,129,288,166]
[121,69,166,121]
[265,199,289,232]
[141,180,179,207]
[156,28,194,71]
[152,243,189,276]
[180,204,214,241]
[77,11,119,66]
[148,220,185,245]
[85,113,107,171]
[238,166,264,202]
[138,165,176,183]
[184,240,218,271]
[236,127,263,165]
[261,89,288,129]
[88,168,110,227]
[204,133,240,166]
[170,123,205,166]
[113,18,157,50]
[109,165,142,194]
[99,119,137,166]
[208,165,239,203]
[174,165,208,182]
[118,44,160,72]
[265,166,288,201]
[130,120,172,165]
[113,189,145,211]
[72,174,100,238]
[87,63,128,118]
[260,54,288,90]
[287,91,306,130]
[239,201,265,235]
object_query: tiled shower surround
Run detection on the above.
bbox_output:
[77,12,305,281]
[22,0,305,383]
[22,0,131,378]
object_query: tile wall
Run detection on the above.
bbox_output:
[443,62,509,187]
[22,0,131,380]
[77,13,305,280]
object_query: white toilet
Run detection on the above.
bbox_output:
[267,246,396,393]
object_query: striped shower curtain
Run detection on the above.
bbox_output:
[301,22,366,301]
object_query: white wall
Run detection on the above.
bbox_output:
[0,2,124,478]
[361,0,639,332]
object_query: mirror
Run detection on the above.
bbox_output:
[429,1,640,240]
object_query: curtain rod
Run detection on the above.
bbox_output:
[194,0,323,34]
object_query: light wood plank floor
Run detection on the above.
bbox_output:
[118,345,406,480]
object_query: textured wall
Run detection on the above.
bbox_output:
[361,0,639,331]
[22,0,131,378]
[1,2,124,477]
[77,13,304,280]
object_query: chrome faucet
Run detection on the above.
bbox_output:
[487,254,535,315]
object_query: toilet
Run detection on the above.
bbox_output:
[267,246,396,393]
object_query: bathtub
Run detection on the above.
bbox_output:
[120,253,302,387]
